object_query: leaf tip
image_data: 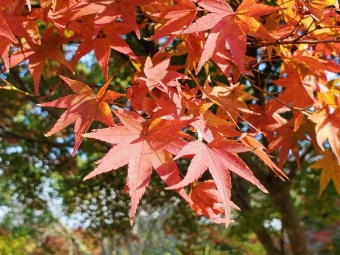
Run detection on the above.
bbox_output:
[165,183,183,190]
[83,175,91,181]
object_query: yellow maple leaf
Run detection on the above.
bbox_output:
[310,150,340,195]
[277,0,335,24]
[317,78,340,107]
[309,107,340,164]
[202,81,255,115]
[215,82,258,109]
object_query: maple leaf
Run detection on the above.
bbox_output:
[0,37,13,72]
[309,107,340,164]
[83,111,192,222]
[244,104,278,142]
[181,32,206,72]
[45,0,152,37]
[185,0,280,72]
[151,0,197,50]
[267,110,317,169]
[0,5,42,70]
[66,14,97,41]
[139,56,188,91]
[310,150,340,195]
[40,76,123,156]
[90,0,152,39]
[280,50,340,82]
[0,12,17,43]
[191,111,241,143]
[0,11,18,71]
[72,21,140,79]
[44,0,101,33]
[202,80,255,117]
[189,180,240,224]
[127,82,157,115]
[277,0,335,24]
[168,138,267,226]
[317,78,340,107]
[215,82,257,108]
[4,9,41,45]
[185,102,241,142]
[211,46,239,80]
[10,28,74,95]
[271,72,317,111]
[241,134,287,179]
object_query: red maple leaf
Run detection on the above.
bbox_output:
[4,9,41,45]
[0,11,17,43]
[0,0,42,70]
[72,21,140,79]
[10,28,74,95]
[40,76,123,156]
[168,138,267,226]
[151,0,197,50]
[189,180,240,224]
[127,82,157,115]
[0,39,11,71]
[44,0,102,33]
[87,0,152,39]
[66,14,97,41]
[83,111,192,222]
[185,0,279,72]
[0,11,18,70]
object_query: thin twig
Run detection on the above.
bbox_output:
[250,37,340,47]
[243,75,310,114]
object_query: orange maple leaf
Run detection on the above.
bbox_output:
[151,0,197,50]
[241,134,287,179]
[40,76,123,156]
[10,28,74,95]
[267,111,317,169]
[272,72,315,110]
[310,150,340,195]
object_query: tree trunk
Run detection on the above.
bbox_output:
[233,176,282,255]
[241,154,311,255]
[267,175,312,255]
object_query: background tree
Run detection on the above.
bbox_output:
[1,0,340,254]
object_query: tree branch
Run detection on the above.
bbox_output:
[0,126,73,148]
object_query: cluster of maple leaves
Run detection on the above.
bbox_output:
[1,0,340,225]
